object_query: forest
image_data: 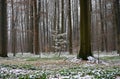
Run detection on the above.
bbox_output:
[0,0,120,79]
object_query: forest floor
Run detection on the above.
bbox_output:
[0,52,120,79]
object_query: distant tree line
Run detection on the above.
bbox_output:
[0,0,120,59]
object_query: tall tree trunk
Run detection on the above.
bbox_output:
[68,0,73,54]
[11,0,16,56]
[0,0,8,57]
[29,0,34,53]
[33,0,39,54]
[99,0,105,51]
[61,0,64,33]
[77,0,92,60]
[115,0,120,55]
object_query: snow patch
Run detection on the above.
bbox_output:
[87,56,109,65]
[66,57,81,63]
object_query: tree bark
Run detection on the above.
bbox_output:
[77,0,92,60]
[68,0,73,54]
[0,0,8,57]
[33,0,39,54]
[115,0,120,55]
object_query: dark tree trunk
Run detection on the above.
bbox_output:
[33,0,39,54]
[77,0,93,60]
[68,0,73,54]
[0,0,8,57]
[29,0,34,53]
[61,0,64,33]
[115,0,120,55]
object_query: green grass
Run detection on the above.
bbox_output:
[100,56,120,61]
[26,56,66,61]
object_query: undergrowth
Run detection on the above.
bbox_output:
[0,64,119,79]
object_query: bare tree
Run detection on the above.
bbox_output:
[68,0,73,54]
[115,0,120,55]
[77,0,93,60]
[33,0,39,54]
[0,0,8,57]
